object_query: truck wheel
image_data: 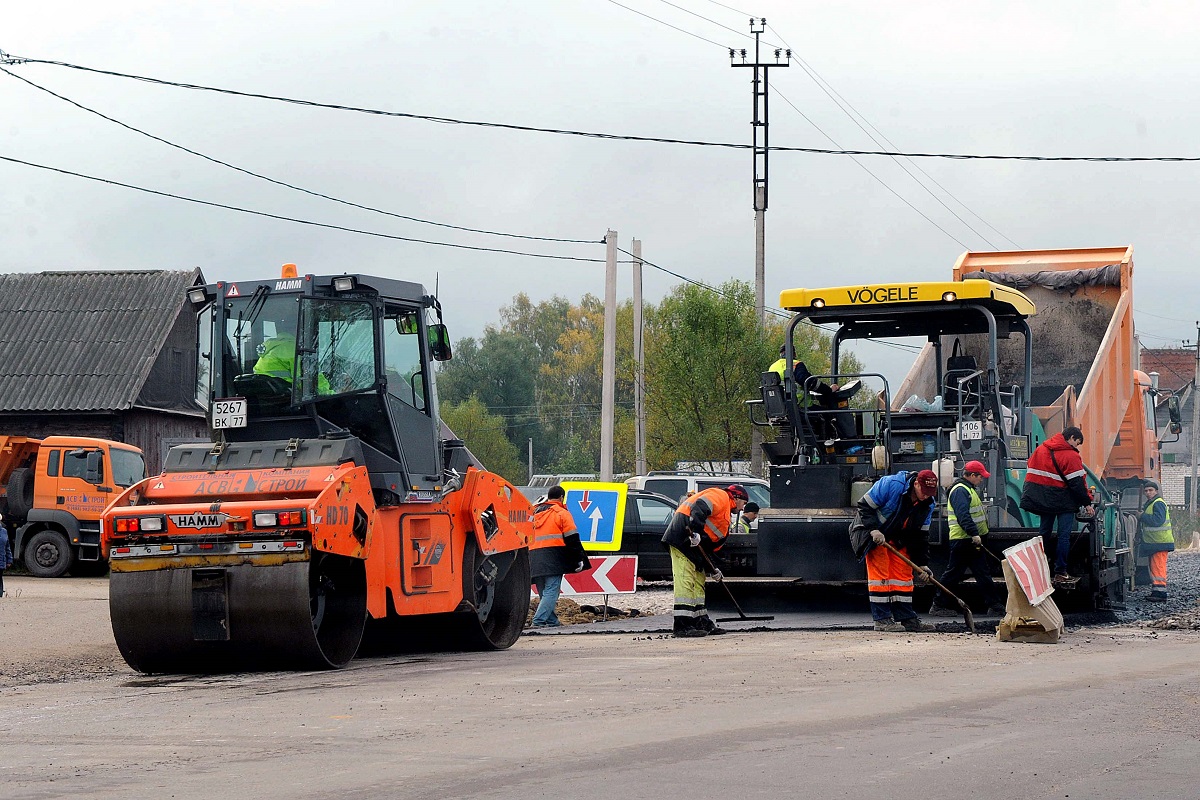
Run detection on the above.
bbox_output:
[6,467,35,518]
[23,530,73,578]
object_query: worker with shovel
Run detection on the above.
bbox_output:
[849,470,939,632]
[929,461,1006,618]
[661,484,748,638]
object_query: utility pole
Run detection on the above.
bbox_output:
[600,230,618,482]
[731,19,789,476]
[633,239,647,476]
[1191,324,1199,515]
[528,437,534,485]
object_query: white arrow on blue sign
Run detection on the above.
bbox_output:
[561,481,628,552]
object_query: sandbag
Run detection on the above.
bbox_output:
[997,560,1064,644]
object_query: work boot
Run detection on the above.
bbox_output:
[1052,573,1078,587]
[673,618,709,638]
[1148,591,1168,603]
[900,619,935,632]
[928,603,958,617]
[697,615,727,635]
[873,620,906,632]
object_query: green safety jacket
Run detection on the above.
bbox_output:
[1140,496,1175,552]
[947,480,988,541]
[769,358,817,408]
[254,334,297,381]
[254,334,331,393]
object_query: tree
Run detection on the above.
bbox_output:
[641,280,774,468]
[439,396,525,484]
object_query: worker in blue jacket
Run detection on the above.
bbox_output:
[848,470,938,632]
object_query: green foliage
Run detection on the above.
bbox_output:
[438,396,525,484]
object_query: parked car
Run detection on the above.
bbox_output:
[619,489,680,580]
[625,471,770,508]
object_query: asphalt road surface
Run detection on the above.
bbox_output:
[2,579,1199,800]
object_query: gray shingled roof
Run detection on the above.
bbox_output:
[0,270,203,412]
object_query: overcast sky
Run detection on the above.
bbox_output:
[5,1,1200,384]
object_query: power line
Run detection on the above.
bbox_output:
[604,0,730,48]
[6,56,1200,162]
[0,154,606,263]
[769,83,970,250]
[778,39,1021,249]
[635,2,1017,248]
[0,67,599,246]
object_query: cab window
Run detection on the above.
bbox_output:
[635,496,676,525]
[296,298,377,401]
[382,310,428,413]
[47,450,60,477]
[63,450,100,482]
[644,479,687,501]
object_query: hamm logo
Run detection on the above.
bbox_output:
[274,279,303,291]
[170,513,227,529]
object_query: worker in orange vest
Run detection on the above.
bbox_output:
[661,484,749,637]
[529,485,589,629]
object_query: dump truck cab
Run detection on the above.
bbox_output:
[0,435,146,577]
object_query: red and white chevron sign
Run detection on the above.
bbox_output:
[560,555,638,595]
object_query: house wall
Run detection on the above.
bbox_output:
[122,408,208,474]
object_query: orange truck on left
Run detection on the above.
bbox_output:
[0,435,147,577]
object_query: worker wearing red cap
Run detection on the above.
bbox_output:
[848,470,938,632]
[930,461,1005,617]
[661,484,748,637]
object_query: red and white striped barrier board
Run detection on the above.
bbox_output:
[1002,537,1053,606]
[560,555,638,595]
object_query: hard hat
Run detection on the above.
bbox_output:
[726,484,749,501]
[963,460,991,478]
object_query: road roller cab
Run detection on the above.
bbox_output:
[101,266,533,673]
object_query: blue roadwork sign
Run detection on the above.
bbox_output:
[561,481,628,552]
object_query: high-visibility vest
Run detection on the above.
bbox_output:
[769,358,816,408]
[947,482,988,540]
[1142,497,1174,545]
[676,487,733,546]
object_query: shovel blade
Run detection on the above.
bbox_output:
[715,615,775,622]
[959,603,976,633]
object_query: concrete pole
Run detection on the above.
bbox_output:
[600,231,618,481]
[750,186,767,476]
[1191,325,1199,514]
[633,240,646,476]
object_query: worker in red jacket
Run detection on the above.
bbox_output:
[1020,426,1094,585]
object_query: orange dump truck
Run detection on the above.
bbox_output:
[0,435,147,577]
[951,246,1161,487]
[101,267,532,672]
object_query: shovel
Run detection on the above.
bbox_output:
[697,547,775,623]
[882,542,975,633]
